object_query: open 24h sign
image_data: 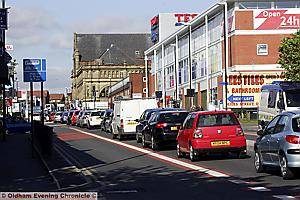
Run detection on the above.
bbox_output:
[254,9,300,30]
[23,59,46,82]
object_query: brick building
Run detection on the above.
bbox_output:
[145,0,300,116]
[71,33,152,109]
[108,73,154,107]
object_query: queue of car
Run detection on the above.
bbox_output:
[51,98,300,180]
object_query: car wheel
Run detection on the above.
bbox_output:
[142,134,147,148]
[189,145,197,162]
[136,133,141,143]
[151,135,159,151]
[177,144,184,158]
[87,123,91,130]
[254,150,265,173]
[279,153,294,180]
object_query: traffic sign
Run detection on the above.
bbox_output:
[219,82,228,86]
[23,59,46,82]
[0,9,7,30]
[228,95,254,103]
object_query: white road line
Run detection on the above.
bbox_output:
[273,195,296,200]
[249,187,271,192]
[69,127,229,178]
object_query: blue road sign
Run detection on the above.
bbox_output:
[219,82,228,86]
[23,59,46,82]
[228,95,254,103]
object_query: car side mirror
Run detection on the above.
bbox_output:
[259,120,266,130]
[257,129,264,136]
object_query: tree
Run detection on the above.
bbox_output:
[278,30,300,81]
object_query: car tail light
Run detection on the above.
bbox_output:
[156,123,167,128]
[120,119,124,129]
[194,128,203,139]
[285,135,300,144]
[236,127,244,136]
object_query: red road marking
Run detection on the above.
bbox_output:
[57,132,94,141]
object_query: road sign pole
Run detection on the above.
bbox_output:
[1,0,6,141]
[41,82,44,125]
[30,82,34,158]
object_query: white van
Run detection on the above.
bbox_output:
[112,98,157,140]
[259,81,300,127]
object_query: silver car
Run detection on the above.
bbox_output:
[254,110,300,179]
[78,110,91,128]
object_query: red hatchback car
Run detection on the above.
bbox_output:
[176,111,247,161]
[71,110,80,126]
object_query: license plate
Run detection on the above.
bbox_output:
[171,126,178,131]
[211,141,230,146]
[127,121,137,125]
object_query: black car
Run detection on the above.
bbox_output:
[141,110,189,150]
[66,110,74,125]
[136,108,185,143]
[101,109,113,131]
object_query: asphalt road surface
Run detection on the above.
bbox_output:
[49,123,300,200]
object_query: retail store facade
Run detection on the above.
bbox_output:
[145,0,300,118]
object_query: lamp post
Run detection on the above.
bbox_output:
[170,43,178,106]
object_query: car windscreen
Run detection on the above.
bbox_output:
[197,113,239,127]
[91,112,101,116]
[286,89,300,107]
[158,112,188,123]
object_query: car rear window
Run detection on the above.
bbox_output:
[91,112,101,116]
[158,112,188,123]
[292,117,300,132]
[197,113,239,127]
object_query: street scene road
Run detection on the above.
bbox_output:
[39,123,298,199]
[1,0,300,199]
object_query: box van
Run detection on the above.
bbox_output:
[112,98,157,140]
[259,81,300,128]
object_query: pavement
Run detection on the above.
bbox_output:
[0,132,56,191]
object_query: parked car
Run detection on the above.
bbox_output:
[177,111,247,162]
[49,112,56,121]
[112,98,157,140]
[254,111,300,179]
[104,113,114,133]
[87,110,104,129]
[71,110,80,126]
[136,108,185,143]
[66,110,74,125]
[101,109,113,131]
[61,111,68,124]
[54,112,62,123]
[79,110,92,127]
[141,110,189,150]
[76,110,84,126]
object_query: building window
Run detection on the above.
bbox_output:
[210,87,218,105]
[239,2,271,9]
[257,44,268,56]
[275,1,300,8]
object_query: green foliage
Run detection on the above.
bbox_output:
[278,30,300,81]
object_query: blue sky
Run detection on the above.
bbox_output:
[6,0,216,93]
